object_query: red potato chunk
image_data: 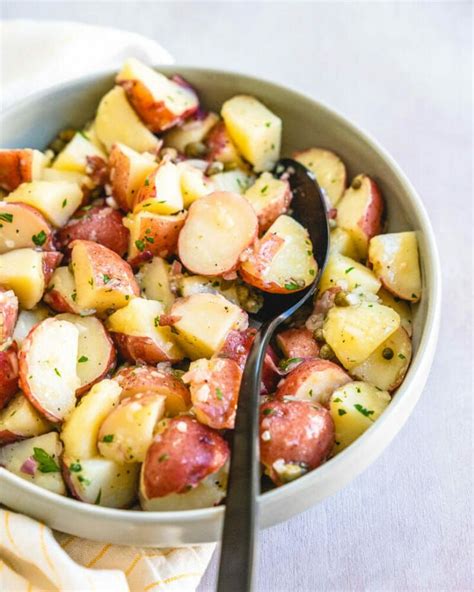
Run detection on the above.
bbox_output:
[0,392,52,445]
[276,327,320,360]
[0,288,18,346]
[260,399,334,485]
[0,149,45,192]
[124,210,187,265]
[183,357,242,429]
[43,267,83,315]
[56,206,130,258]
[70,240,140,313]
[42,251,63,285]
[293,148,347,207]
[117,58,199,133]
[244,173,292,233]
[114,364,191,416]
[141,416,229,499]
[205,121,245,169]
[0,343,19,410]
[132,159,183,215]
[336,174,384,259]
[240,215,317,293]
[0,201,53,254]
[178,191,258,276]
[164,111,219,153]
[18,317,80,422]
[275,358,351,406]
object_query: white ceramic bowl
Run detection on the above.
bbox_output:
[0,67,441,546]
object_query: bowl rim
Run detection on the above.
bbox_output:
[0,65,442,528]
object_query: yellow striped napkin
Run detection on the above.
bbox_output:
[0,509,215,591]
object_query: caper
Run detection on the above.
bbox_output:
[320,344,335,360]
[334,291,350,307]
[206,161,224,176]
[313,327,326,343]
[184,141,208,158]
[351,178,362,190]
[382,347,394,360]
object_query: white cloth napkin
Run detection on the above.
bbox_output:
[0,19,215,592]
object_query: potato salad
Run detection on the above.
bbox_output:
[0,58,422,509]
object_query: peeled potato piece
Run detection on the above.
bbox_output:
[240,215,317,293]
[71,240,139,313]
[0,149,46,192]
[329,381,391,452]
[52,132,106,174]
[221,95,282,172]
[178,191,258,276]
[329,228,359,260]
[244,172,292,232]
[318,252,381,295]
[63,456,139,508]
[275,359,351,406]
[18,318,80,422]
[164,112,219,153]
[61,379,122,460]
[293,148,347,207]
[0,392,52,445]
[211,169,255,194]
[323,302,400,369]
[98,392,166,463]
[350,327,412,392]
[136,256,175,309]
[113,365,191,417]
[133,160,183,214]
[169,292,248,359]
[124,210,186,264]
[117,58,199,133]
[106,297,184,364]
[177,162,215,207]
[377,287,413,337]
[109,142,157,211]
[336,174,384,259]
[0,249,45,309]
[368,232,422,302]
[5,181,83,227]
[56,314,116,396]
[95,86,161,153]
[0,201,52,254]
[0,432,66,495]
[140,416,229,503]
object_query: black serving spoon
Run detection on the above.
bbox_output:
[217,159,330,592]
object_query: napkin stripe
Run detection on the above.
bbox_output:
[86,543,112,567]
[143,572,202,590]
[125,553,142,576]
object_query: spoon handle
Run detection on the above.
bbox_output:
[217,322,274,592]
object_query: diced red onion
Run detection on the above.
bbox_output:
[20,456,38,475]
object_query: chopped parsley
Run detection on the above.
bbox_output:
[71,291,77,302]
[78,355,88,363]
[398,353,406,360]
[344,267,355,274]
[102,274,111,284]
[33,447,60,473]
[153,316,160,327]
[278,357,304,371]
[54,367,61,377]
[354,404,374,418]
[102,434,114,443]
[215,387,224,400]
[338,409,347,416]
[135,239,145,252]
[32,230,47,246]
[145,236,155,243]
[262,408,274,416]
[95,489,102,504]
[62,199,68,208]
[144,178,150,186]
[0,213,13,223]
[260,184,269,194]
[159,454,169,462]
[69,462,82,472]
[284,280,300,291]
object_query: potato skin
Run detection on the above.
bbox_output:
[111,332,180,365]
[0,202,53,254]
[57,206,130,258]
[205,121,244,168]
[42,251,64,285]
[113,365,191,415]
[259,399,334,485]
[276,327,320,359]
[142,416,229,499]
[183,357,242,429]
[0,288,19,346]
[0,149,36,191]
[0,343,19,410]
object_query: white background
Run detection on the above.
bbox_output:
[1,2,472,591]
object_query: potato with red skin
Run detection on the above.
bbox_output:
[205,121,244,169]
[42,251,63,285]
[244,173,292,233]
[0,149,45,192]
[240,215,317,294]
[336,175,384,259]
[0,288,18,346]
[259,399,334,485]
[0,202,53,254]
[0,392,52,445]
[275,359,351,406]
[132,160,183,215]
[183,357,242,429]
[0,343,19,410]
[117,58,199,133]
[56,206,130,258]
[71,240,139,313]
[178,191,258,276]
[141,416,229,500]
[44,267,82,314]
[113,365,191,416]
[124,210,187,264]
[276,327,320,360]
[164,111,219,153]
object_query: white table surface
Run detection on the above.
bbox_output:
[2,2,472,591]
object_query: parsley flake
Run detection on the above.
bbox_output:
[32,230,47,246]
[33,447,60,473]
